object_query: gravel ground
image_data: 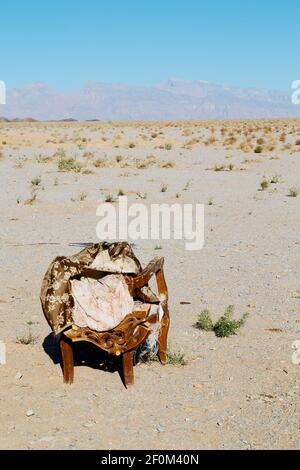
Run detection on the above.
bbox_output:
[0,120,300,449]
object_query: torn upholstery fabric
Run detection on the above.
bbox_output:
[71,275,134,332]
[40,242,159,335]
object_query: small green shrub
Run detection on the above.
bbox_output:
[31,176,42,187]
[166,349,187,366]
[214,305,249,338]
[288,186,299,197]
[260,179,269,190]
[196,305,249,338]
[57,150,82,172]
[196,309,214,331]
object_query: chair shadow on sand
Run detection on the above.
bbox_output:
[42,333,125,384]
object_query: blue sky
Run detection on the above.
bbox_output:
[0,0,299,91]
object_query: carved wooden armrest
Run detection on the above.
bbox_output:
[124,256,169,364]
[124,257,167,299]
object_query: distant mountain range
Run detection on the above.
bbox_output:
[0,79,299,121]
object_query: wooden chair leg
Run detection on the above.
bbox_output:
[122,350,134,387]
[158,315,169,364]
[60,335,74,384]
[156,268,170,364]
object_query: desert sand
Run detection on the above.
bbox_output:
[0,119,300,449]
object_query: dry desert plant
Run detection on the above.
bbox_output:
[288,186,299,197]
[254,145,264,154]
[57,149,82,172]
[31,176,42,187]
[260,179,269,191]
[16,331,38,345]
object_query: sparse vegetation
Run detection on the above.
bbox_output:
[196,309,214,331]
[36,154,51,164]
[139,347,187,366]
[196,305,249,338]
[15,158,25,169]
[183,180,191,191]
[214,163,226,171]
[270,174,281,184]
[288,186,299,197]
[254,145,264,154]
[105,194,115,203]
[260,179,269,190]
[16,331,38,345]
[93,158,105,168]
[57,150,82,172]
[31,176,42,187]
[79,192,87,201]
[165,349,187,366]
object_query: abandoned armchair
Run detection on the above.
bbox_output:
[40,242,170,387]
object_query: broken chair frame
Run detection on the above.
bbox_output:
[59,257,169,387]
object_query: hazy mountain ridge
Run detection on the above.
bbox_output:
[0,79,299,120]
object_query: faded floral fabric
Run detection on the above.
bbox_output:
[70,275,135,332]
[40,242,143,334]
